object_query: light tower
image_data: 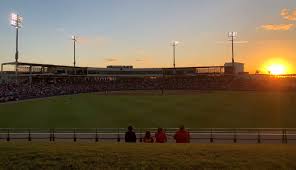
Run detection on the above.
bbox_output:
[71,35,77,68]
[171,41,179,69]
[228,32,237,74]
[10,13,23,63]
[10,13,23,82]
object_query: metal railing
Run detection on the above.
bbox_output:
[0,128,295,144]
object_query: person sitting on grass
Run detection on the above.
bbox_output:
[174,125,190,143]
[155,128,167,143]
[125,126,137,143]
[143,131,154,143]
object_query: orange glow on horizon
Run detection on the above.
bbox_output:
[261,58,291,75]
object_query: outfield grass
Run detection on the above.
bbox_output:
[0,91,296,128]
[0,143,295,169]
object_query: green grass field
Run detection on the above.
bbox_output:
[0,143,295,169]
[0,91,296,128]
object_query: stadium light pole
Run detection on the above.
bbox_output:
[71,35,77,75]
[171,41,179,69]
[72,35,77,68]
[228,32,237,74]
[10,13,23,82]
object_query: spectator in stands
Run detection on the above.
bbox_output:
[143,131,154,143]
[125,126,137,143]
[155,128,167,143]
[1,75,295,103]
[174,125,190,143]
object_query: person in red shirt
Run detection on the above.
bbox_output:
[155,128,167,143]
[174,125,190,143]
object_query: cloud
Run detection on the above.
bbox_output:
[259,8,296,31]
[215,41,248,44]
[260,24,294,31]
[104,58,118,62]
[133,49,152,63]
[75,36,110,47]
[135,58,145,62]
[54,27,110,46]
[281,9,296,21]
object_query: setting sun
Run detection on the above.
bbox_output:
[261,58,291,75]
[267,64,286,75]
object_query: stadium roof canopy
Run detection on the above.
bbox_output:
[1,61,87,69]
[1,61,226,76]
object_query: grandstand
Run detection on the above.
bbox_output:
[1,61,227,77]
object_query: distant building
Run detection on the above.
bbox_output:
[224,62,244,74]
[106,65,133,70]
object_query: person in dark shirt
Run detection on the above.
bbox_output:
[125,126,137,143]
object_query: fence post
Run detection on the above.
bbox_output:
[282,129,287,144]
[74,129,77,142]
[188,128,191,143]
[6,129,10,142]
[117,128,120,142]
[28,129,31,141]
[210,129,213,143]
[233,129,237,143]
[285,129,288,144]
[52,129,55,142]
[282,129,285,144]
[95,128,99,142]
[257,129,261,144]
[139,128,143,143]
[49,129,52,141]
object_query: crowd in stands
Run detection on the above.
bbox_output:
[1,75,296,103]
[125,125,190,143]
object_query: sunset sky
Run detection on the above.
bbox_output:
[0,0,296,73]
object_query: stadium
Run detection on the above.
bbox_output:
[1,1,296,169]
[1,60,296,128]
[1,59,296,141]
[1,60,296,102]
[1,60,296,168]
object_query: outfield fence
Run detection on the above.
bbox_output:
[0,128,296,144]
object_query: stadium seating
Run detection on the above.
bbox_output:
[1,75,296,103]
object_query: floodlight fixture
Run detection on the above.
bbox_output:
[171,41,179,46]
[10,13,23,28]
[228,32,237,38]
[72,35,77,41]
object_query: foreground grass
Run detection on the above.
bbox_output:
[0,91,296,128]
[0,143,295,169]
